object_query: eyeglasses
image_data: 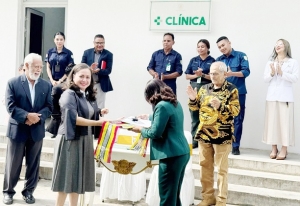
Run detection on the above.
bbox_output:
[209,73,220,76]
[94,42,105,45]
[31,65,43,70]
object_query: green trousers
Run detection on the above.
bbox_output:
[158,153,190,206]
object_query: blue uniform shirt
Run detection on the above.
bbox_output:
[45,47,74,80]
[216,49,250,94]
[147,49,182,94]
[185,55,215,83]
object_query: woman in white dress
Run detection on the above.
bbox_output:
[262,39,299,160]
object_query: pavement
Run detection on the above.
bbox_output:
[0,173,237,206]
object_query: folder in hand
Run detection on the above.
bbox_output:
[101,60,106,70]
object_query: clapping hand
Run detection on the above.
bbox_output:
[186,85,197,100]
[270,63,275,76]
[194,68,203,77]
[91,63,100,73]
[210,97,221,110]
[276,63,283,76]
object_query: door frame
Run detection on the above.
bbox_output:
[24,8,45,58]
[17,1,68,68]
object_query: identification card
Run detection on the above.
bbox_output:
[166,63,171,71]
[197,77,201,84]
[55,65,60,72]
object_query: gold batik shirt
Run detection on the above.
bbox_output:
[188,80,240,144]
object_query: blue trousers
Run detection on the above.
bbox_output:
[232,94,246,148]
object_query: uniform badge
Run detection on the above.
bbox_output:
[71,55,74,59]
[244,56,248,60]
[180,60,182,64]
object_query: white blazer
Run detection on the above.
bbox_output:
[264,58,299,102]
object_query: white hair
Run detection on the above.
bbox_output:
[218,62,227,73]
[24,53,42,65]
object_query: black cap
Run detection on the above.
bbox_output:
[216,36,228,43]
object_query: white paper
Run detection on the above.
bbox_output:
[122,116,151,128]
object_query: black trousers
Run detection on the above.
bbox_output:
[158,153,190,206]
[3,136,43,196]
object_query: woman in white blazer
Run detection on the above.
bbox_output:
[262,39,299,160]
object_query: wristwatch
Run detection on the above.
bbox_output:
[201,74,205,78]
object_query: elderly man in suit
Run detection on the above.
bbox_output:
[3,53,52,205]
[81,34,113,109]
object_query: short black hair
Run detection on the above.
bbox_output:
[216,36,228,43]
[164,33,174,41]
[54,32,65,39]
[94,34,105,39]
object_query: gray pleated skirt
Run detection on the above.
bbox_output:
[51,133,95,193]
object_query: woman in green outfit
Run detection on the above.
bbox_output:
[130,79,190,206]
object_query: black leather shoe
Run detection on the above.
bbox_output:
[3,194,13,205]
[232,147,240,155]
[23,194,35,204]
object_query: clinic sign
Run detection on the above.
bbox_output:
[150,1,211,32]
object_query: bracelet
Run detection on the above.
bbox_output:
[201,74,205,78]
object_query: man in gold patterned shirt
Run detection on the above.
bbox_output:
[187,61,240,206]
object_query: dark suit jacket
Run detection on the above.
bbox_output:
[58,89,101,140]
[141,101,190,160]
[81,48,113,92]
[5,75,52,142]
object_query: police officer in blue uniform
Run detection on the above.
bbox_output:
[216,36,250,155]
[185,39,215,148]
[45,32,74,86]
[147,33,182,95]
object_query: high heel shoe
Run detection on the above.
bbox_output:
[269,149,278,159]
[276,151,287,160]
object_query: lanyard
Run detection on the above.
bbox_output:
[56,53,60,65]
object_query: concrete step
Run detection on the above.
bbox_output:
[192,164,300,192]
[192,148,300,176]
[0,143,54,163]
[0,157,53,180]
[0,134,56,148]
[194,180,300,206]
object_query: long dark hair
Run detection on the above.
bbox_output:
[144,79,177,107]
[66,63,96,101]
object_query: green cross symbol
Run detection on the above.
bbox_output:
[154,16,162,25]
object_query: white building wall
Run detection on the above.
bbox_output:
[0,0,21,125]
[1,0,300,153]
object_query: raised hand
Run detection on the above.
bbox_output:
[186,85,197,100]
[270,63,275,76]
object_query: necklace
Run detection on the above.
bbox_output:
[276,56,287,67]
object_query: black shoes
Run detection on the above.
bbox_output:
[23,194,35,204]
[51,134,57,138]
[232,147,240,155]
[3,194,13,205]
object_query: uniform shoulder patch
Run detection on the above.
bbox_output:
[244,56,248,61]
